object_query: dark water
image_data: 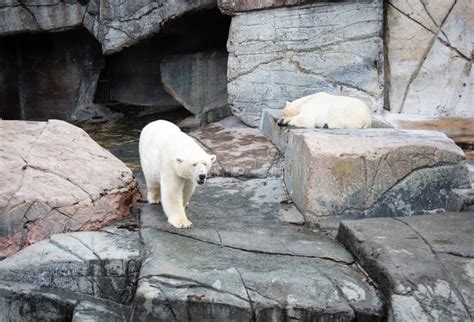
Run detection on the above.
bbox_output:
[80,105,192,175]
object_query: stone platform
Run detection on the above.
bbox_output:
[338,212,474,321]
[261,109,471,228]
[134,178,383,321]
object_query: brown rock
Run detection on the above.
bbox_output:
[0,120,140,257]
[188,116,282,178]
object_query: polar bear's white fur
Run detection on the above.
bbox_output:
[278,92,372,129]
[139,120,216,228]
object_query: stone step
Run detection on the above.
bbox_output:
[260,109,471,228]
[134,178,384,320]
[337,212,474,321]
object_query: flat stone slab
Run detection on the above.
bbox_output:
[189,116,283,178]
[134,178,383,320]
[283,127,470,227]
[337,212,474,321]
[0,120,140,257]
[0,226,141,306]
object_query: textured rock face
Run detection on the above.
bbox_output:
[226,1,384,127]
[0,224,140,321]
[386,0,473,117]
[0,0,216,54]
[338,212,474,321]
[0,30,104,121]
[0,120,140,257]
[218,0,319,14]
[284,129,471,227]
[0,228,141,305]
[161,50,231,124]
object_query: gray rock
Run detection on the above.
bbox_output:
[218,0,320,14]
[0,0,216,54]
[0,281,132,321]
[226,1,384,127]
[161,50,231,124]
[0,120,140,257]
[284,128,471,227]
[72,301,131,322]
[337,212,474,321]
[386,0,473,117]
[0,228,141,305]
[134,177,383,320]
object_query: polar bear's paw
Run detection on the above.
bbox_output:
[277,117,290,127]
[147,192,161,204]
[168,217,193,229]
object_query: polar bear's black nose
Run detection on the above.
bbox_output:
[199,174,206,180]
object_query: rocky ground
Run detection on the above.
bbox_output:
[0,116,473,321]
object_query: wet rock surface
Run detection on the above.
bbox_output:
[284,128,471,227]
[0,120,140,257]
[338,212,474,321]
[134,177,384,321]
[226,1,384,127]
[189,116,283,178]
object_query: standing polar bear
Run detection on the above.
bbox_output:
[139,120,216,228]
[277,92,372,129]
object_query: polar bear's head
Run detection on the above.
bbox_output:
[174,154,217,185]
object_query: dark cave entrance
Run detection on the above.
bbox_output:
[0,29,103,121]
[0,7,231,126]
[93,8,232,126]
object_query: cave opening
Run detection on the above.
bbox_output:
[94,7,232,127]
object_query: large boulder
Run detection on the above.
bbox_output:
[226,1,384,127]
[0,120,140,257]
[386,0,473,117]
[284,128,471,227]
[161,50,231,124]
[0,0,216,54]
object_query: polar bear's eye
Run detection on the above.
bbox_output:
[192,162,197,167]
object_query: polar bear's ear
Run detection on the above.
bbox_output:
[209,154,217,164]
[176,158,184,163]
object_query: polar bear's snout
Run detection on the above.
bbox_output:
[196,165,208,185]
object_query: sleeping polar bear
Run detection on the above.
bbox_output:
[277,92,372,129]
[139,120,216,228]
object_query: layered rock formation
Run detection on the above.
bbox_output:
[0,0,216,54]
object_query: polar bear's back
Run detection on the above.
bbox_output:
[299,93,371,129]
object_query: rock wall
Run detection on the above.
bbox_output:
[161,50,231,124]
[226,1,384,127]
[0,0,216,54]
[0,30,103,121]
[386,0,473,117]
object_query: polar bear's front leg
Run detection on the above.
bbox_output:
[147,184,161,204]
[182,180,196,208]
[161,177,192,228]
